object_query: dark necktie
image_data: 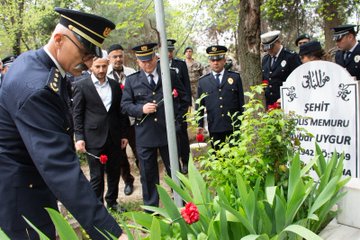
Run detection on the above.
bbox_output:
[344,51,351,60]
[215,73,221,87]
[271,56,277,68]
[149,74,156,89]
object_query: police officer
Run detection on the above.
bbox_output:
[0,7,127,240]
[121,43,189,208]
[295,33,311,48]
[332,24,360,80]
[197,45,244,148]
[261,30,301,107]
[167,39,192,174]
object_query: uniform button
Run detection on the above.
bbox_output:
[270,92,273,95]
[153,92,156,95]
[220,105,223,108]
[153,100,156,103]
[269,85,272,88]
[219,97,223,100]
[269,78,272,80]
[221,114,224,117]
[29,184,33,188]
[136,123,139,126]
[219,89,221,92]
[269,71,272,74]
[154,118,158,122]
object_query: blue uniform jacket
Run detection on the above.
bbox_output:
[0,48,122,239]
[335,41,360,80]
[121,66,189,147]
[262,48,301,106]
[197,70,244,133]
[170,58,192,105]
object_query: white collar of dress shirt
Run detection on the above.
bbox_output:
[349,41,358,53]
[212,68,225,78]
[91,73,108,85]
[43,45,66,78]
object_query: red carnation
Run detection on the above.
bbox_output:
[172,88,178,98]
[120,84,125,90]
[181,202,199,224]
[262,80,269,87]
[99,154,108,164]
[268,102,281,111]
[196,133,204,142]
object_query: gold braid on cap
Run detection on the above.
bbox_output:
[61,14,105,47]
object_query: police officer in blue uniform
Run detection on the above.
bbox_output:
[197,45,244,147]
[261,30,301,107]
[121,43,189,208]
[333,24,360,80]
[167,39,192,174]
[0,7,128,240]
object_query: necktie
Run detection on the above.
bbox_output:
[344,51,351,60]
[149,74,156,89]
[215,73,221,87]
[271,57,277,68]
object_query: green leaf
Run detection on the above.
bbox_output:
[282,224,322,240]
[241,234,270,240]
[22,216,50,240]
[150,217,161,240]
[0,228,11,240]
[265,186,277,206]
[45,208,78,240]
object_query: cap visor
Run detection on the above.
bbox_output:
[208,55,225,61]
[137,53,154,61]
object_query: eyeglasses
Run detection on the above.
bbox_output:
[63,34,95,62]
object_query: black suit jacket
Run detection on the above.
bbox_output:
[73,76,129,149]
[0,48,122,239]
[262,48,301,106]
[121,66,189,147]
[170,58,192,105]
[197,70,244,133]
[335,42,360,80]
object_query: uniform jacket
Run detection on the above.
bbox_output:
[121,66,189,147]
[0,48,122,239]
[170,58,192,105]
[197,70,244,133]
[72,76,129,149]
[335,41,360,80]
[262,48,301,106]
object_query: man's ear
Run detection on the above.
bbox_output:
[53,33,63,48]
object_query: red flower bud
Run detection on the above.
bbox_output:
[262,80,269,87]
[267,102,281,111]
[196,133,204,142]
[181,202,200,224]
[99,154,108,164]
[120,84,125,90]
[172,88,178,98]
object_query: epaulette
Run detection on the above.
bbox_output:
[283,48,296,54]
[46,67,61,94]
[126,70,140,78]
[228,70,240,75]
[199,72,210,80]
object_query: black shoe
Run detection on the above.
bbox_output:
[108,204,126,213]
[124,183,134,196]
[181,164,188,174]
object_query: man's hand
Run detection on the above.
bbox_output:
[121,138,128,149]
[142,102,157,114]
[118,233,128,240]
[75,140,86,153]
[197,127,204,135]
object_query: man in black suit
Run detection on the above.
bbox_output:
[73,56,129,212]
[0,7,127,240]
[121,43,189,208]
[333,24,360,80]
[197,45,244,148]
[261,30,301,108]
[167,39,192,174]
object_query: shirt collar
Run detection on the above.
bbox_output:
[349,42,358,53]
[212,68,225,77]
[91,73,108,85]
[43,46,66,78]
[273,45,283,58]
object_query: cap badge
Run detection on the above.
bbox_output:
[281,60,287,67]
[227,77,234,85]
[141,45,148,51]
[103,27,112,37]
[355,55,360,63]
[212,47,217,52]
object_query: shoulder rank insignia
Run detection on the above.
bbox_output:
[47,67,60,93]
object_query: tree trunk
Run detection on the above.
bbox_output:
[238,0,262,102]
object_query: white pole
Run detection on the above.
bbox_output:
[154,0,183,207]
